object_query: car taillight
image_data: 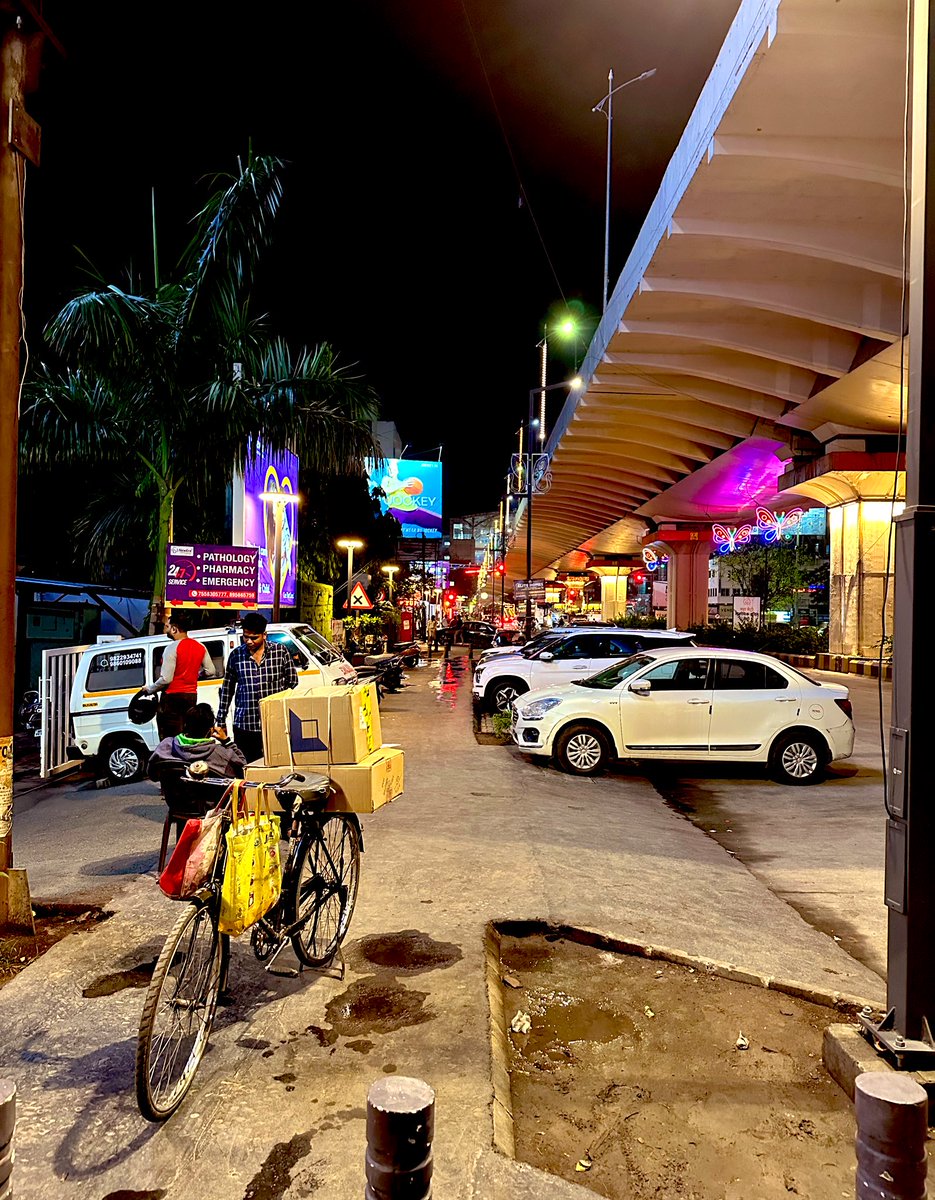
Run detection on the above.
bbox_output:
[834,697,853,720]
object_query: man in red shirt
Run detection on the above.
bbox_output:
[145,612,216,739]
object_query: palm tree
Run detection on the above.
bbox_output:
[21,154,379,629]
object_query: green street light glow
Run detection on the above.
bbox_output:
[557,319,576,337]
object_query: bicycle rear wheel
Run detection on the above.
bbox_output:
[135,899,226,1121]
[290,815,361,967]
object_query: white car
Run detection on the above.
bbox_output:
[472,628,696,712]
[510,647,854,786]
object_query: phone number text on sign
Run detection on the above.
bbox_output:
[166,544,260,609]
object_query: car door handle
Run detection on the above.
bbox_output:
[570,665,590,670]
[686,697,709,705]
[774,697,798,702]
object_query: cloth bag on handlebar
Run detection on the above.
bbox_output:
[218,781,282,936]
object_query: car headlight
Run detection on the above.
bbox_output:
[473,666,485,680]
[519,697,563,720]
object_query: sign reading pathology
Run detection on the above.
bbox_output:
[366,458,443,539]
[242,445,299,607]
[166,544,259,609]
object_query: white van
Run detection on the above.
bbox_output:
[68,622,358,783]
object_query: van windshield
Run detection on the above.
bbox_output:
[293,625,341,665]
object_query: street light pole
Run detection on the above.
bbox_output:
[592,67,657,313]
[523,378,582,637]
[337,538,364,614]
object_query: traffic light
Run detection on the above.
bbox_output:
[568,589,578,601]
[446,590,456,604]
[633,572,645,586]
[495,561,505,576]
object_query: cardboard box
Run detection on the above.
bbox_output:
[260,683,382,767]
[245,746,404,814]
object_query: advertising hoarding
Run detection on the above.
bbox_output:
[366,458,443,539]
[166,544,259,609]
[239,445,300,608]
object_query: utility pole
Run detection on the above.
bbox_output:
[0,14,45,933]
[862,0,935,1065]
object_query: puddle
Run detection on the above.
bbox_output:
[429,658,466,708]
[346,1039,374,1053]
[101,1191,167,1200]
[511,990,640,1074]
[325,979,433,1036]
[242,1130,316,1199]
[353,929,462,974]
[82,959,156,997]
[501,939,555,973]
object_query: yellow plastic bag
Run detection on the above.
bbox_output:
[218,783,281,936]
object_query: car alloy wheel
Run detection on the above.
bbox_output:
[491,683,522,712]
[564,732,604,772]
[780,739,819,780]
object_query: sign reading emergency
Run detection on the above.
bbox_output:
[166,544,260,609]
[347,582,374,611]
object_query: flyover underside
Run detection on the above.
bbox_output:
[506,0,907,582]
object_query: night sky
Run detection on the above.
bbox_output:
[25,0,741,520]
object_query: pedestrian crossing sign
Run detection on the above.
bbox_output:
[347,582,374,611]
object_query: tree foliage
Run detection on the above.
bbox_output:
[20,154,379,626]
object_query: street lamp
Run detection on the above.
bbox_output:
[259,487,300,623]
[336,537,364,613]
[592,67,657,312]
[381,564,399,602]
[537,316,579,444]
[524,377,582,636]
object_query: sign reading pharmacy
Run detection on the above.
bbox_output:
[166,544,259,609]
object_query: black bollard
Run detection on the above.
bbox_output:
[855,1072,927,1200]
[365,1075,434,1199]
[0,1079,15,1200]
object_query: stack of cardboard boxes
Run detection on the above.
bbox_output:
[245,682,404,813]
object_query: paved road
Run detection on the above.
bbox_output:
[1,652,885,1199]
[621,671,890,980]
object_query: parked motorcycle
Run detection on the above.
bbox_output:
[17,689,40,738]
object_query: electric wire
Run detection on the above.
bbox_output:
[879,0,912,820]
[457,0,568,304]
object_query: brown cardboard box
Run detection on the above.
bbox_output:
[260,683,382,767]
[245,746,404,814]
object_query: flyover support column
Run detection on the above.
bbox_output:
[827,500,901,657]
[653,528,712,630]
[600,571,630,622]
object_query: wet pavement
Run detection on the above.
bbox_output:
[0,649,886,1199]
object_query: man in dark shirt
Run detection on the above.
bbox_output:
[215,613,298,762]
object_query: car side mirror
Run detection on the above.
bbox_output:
[539,651,554,662]
[629,679,651,694]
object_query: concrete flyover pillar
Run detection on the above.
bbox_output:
[778,446,905,658]
[649,527,712,631]
[827,499,903,656]
[600,571,630,621]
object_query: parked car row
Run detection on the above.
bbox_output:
[469,626,855,786]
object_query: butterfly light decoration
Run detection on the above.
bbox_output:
[712,523,753,555]
[755,506,804,543]
[642,547,669,570]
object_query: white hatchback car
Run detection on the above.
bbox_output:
[510,647,854,786]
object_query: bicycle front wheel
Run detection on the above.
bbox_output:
[291,815,361,968]
[135,899,225,1121]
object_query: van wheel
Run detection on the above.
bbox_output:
[100,736,148,784]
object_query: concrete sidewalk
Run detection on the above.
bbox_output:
[0,651,883,1199]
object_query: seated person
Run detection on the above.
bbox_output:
[148,702,246,781]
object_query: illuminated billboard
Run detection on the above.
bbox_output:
[233,444,299,608]
[367,458,443,539]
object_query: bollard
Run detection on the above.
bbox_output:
[365,1075,434,1199]
[0,1079,15,1200]
[855,1072,928,1200]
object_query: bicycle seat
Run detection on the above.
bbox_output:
[278,775,332,809]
